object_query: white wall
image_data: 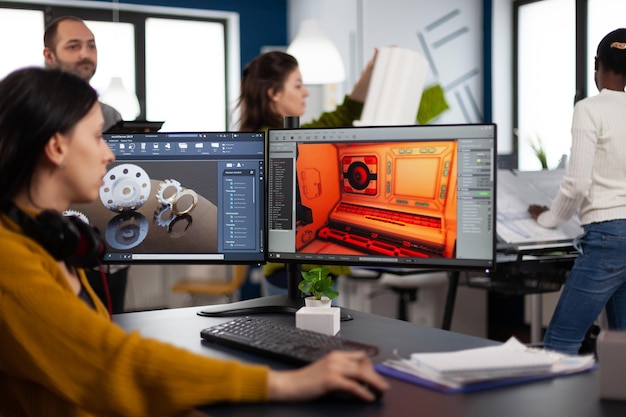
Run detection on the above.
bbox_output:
[492,0,514,155]
[288,0,513,152]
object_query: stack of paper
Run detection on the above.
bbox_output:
[377,337,596,393]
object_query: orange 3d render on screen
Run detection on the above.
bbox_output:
[267,124,496,270]
[295,141,457,259]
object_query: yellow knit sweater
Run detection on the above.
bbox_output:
[0,212,269,417]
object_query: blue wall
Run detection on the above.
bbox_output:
[91,0,287,71]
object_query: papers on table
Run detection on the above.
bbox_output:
[496,169,583,245]
[377,337,596,393]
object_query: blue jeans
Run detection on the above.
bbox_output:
[544,220,626,355]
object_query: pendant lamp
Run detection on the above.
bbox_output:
[286,19,345,84]
[100,76,141,120]
[99,0,140,120]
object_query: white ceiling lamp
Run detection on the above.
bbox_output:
[100,76,141,120]
[286,19,345,85]
[99,0,140,120]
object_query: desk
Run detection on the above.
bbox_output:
[344,247,575,342]
[114,304,624,417]
[464,245,577,343]
[488,169,582,343]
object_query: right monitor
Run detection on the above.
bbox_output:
[267,124,496,271]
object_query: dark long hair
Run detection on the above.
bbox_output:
[0,67,99,202]
[236,51,299,131]
[597,28,626,77]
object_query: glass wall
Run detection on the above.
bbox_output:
[515,0,626,170]
[0,2,237,131]
[145,18,226,131]
[87,20,138,120]
[516,0,575,171]
[587,0,626,95]
[0,8,44,78]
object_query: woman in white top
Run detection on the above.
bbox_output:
[528,28,626,355]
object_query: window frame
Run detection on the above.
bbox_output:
[512,0,589,170]
[0,0,240,128]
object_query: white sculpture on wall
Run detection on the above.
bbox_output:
[354,46,428,126]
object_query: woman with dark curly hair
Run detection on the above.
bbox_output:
[529,29,626,355]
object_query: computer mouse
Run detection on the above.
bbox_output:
[323,384,384,403]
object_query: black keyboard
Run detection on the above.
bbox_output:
[200,316,379,365]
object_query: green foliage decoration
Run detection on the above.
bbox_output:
[298,266,339,300]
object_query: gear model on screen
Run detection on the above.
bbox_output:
[153,179,198,238]
[63,209,91,225]
[98,164,151,250]
[100,164,152,212]
[98,165,200,248]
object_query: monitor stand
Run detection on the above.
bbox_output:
[197,264,353,321]
[200,117,352,322]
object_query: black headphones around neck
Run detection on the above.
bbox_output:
[2,200,105,269]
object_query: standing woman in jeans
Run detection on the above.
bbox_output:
[528,28,626,355]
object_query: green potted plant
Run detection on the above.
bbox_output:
[515,129,549,170]
[298,266,339,307]
[528,134,548,170]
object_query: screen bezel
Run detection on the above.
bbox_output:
[266,124,497,272]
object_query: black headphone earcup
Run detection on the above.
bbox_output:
[2,201,105,268]
[33,210,82,261]
[63,215,106,268]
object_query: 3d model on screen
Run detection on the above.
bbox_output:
[105,211,149,250]
[95,164,200,249]
[63,209,90,225]
[295,141,458,259]
[100,163,152,212]
[155,179,198,216]
[153,179,198,238]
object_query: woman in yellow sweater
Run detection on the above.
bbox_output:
[0,67,388,417]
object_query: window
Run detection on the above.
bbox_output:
[514,0,626,171]
[145,18,226,131]
[516,0,575,171]
[587,0,626,95]
[0,1,239,131]
[87,20,138,120]
[0,8,44,77]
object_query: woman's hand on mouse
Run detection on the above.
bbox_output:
[267,350,389,402]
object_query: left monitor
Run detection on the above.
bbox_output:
[69,131,266,264]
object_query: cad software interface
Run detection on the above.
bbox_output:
[70,132,266,263]
[267,124,496,269]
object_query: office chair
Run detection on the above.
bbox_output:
[344,268,449,325]
[171,265,250,304]
[377,270,449,322]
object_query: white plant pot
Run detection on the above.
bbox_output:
[296,302,341,336]
[304,296,332,308]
